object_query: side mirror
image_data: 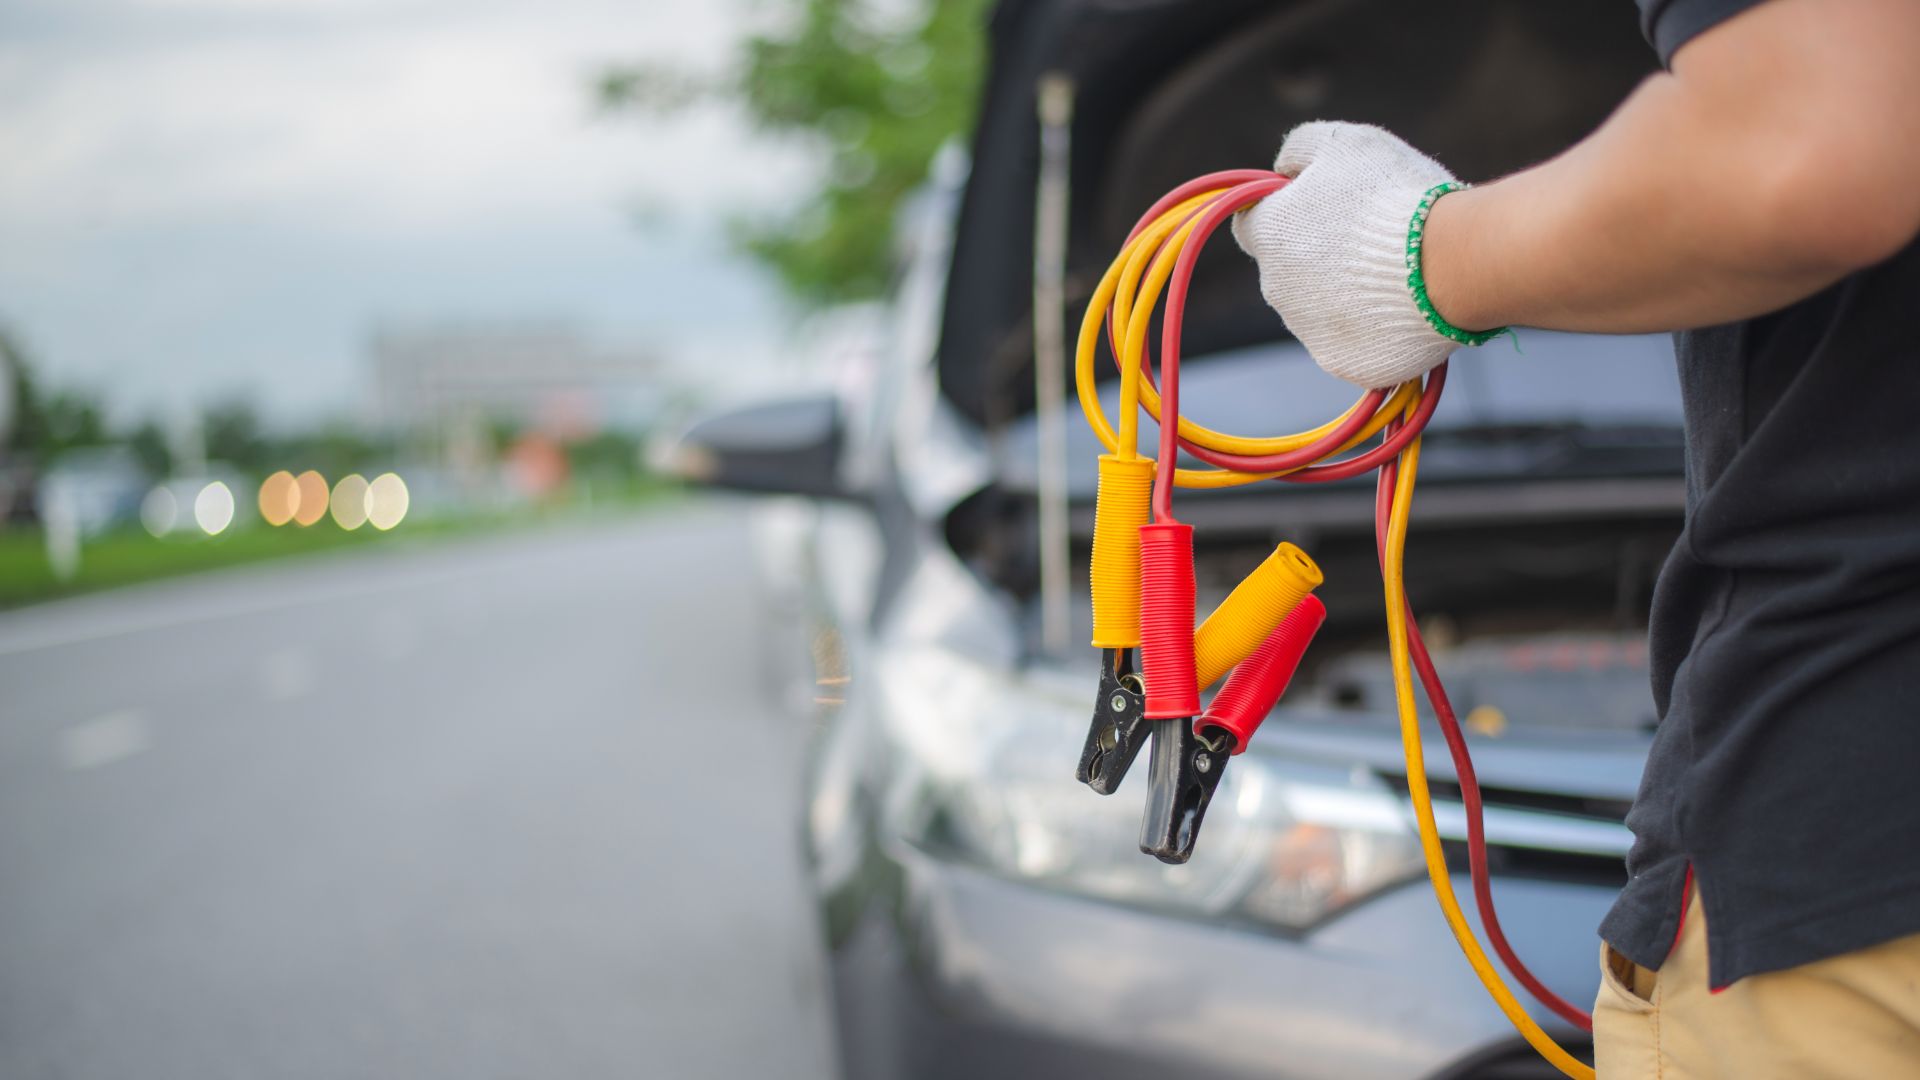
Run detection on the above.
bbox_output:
[653,394,854,499]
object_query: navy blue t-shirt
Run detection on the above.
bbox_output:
[1603,0,1920,986]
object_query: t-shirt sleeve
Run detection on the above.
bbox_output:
[1636,0,1772,66]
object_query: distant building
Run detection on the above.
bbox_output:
[368,323,665,437]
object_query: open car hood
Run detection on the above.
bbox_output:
[941,0,1657,430]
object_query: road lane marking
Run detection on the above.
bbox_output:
[60,710,151,770]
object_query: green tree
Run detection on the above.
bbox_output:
[0,327,110,461]
[125,419,173,478]
[284,422,389,478]
[2,327,44,455]
[202,399,265,470]
[599,0,992,307]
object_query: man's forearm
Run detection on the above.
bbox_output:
[1422,0,1920,336]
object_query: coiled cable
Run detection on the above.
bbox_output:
[1075,170,1596,1079]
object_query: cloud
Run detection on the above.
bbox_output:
[0,0,811,422]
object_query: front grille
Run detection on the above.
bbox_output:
[1440,839,1627,888]
[1380,773,1631,887]
[1424,778,1633,823]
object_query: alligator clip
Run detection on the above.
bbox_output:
[1076,648,1149,794]
[1139,596,1326,864]
[1139,719,1233,865]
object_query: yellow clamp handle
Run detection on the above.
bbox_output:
[1090,454,1156,649]
[1194,543,1323,690]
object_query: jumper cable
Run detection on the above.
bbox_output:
[1072,171,1596,1079]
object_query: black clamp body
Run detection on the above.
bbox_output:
[1138,720,1234,864]
[1075,649,1150,795]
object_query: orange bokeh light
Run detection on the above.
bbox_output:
[258,470,298,526]
[292,470,330,526]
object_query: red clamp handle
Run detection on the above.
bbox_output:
[1138,522,1199,719]
[1198,594,1325,753]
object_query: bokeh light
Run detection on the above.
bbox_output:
[366,473,410,531]
[141,487,178,537]
[194,481,235,535]
[292,470,329,526]
[258,470,297,526]
[330,474,370,530]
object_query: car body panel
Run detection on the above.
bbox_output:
[828,848,1603,1080]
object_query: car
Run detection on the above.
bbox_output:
[662,2,1677,1077]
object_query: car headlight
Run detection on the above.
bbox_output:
[874,644,1425,931]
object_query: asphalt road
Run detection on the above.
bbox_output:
[0,507,838,1080]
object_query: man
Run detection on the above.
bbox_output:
[1231,0,1920,1074]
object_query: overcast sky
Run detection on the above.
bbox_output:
[0,0,805,426]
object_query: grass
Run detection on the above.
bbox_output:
[0,478,681,610]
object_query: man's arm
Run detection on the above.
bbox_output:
[1424,0,1920,335]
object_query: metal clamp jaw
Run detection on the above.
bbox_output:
[1075,649,1150,795]
[1140,595,1325,863]
[1078,651,1234,863]
[1138,720,1234,865]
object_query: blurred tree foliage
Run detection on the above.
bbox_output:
[0,327,398,479]
[294,423,391,479]
[202,400,266,469]
[125,420,173,477]
[2,328,107,459]
[598,0,992,307]
[566,431,642,478]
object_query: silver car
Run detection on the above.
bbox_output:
[666,3,1676,1076]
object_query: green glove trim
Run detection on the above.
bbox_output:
[1405,182,1509,347]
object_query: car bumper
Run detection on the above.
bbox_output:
[826,846,1607,1080]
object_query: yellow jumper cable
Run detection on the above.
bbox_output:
[1073,171,1595,1080]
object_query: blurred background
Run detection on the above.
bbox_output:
[1,0,984,1076]
[0,0,973,601]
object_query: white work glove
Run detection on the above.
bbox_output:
[1232,121,1498,390]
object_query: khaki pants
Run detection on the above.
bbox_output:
[1593,884,1920,1078]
